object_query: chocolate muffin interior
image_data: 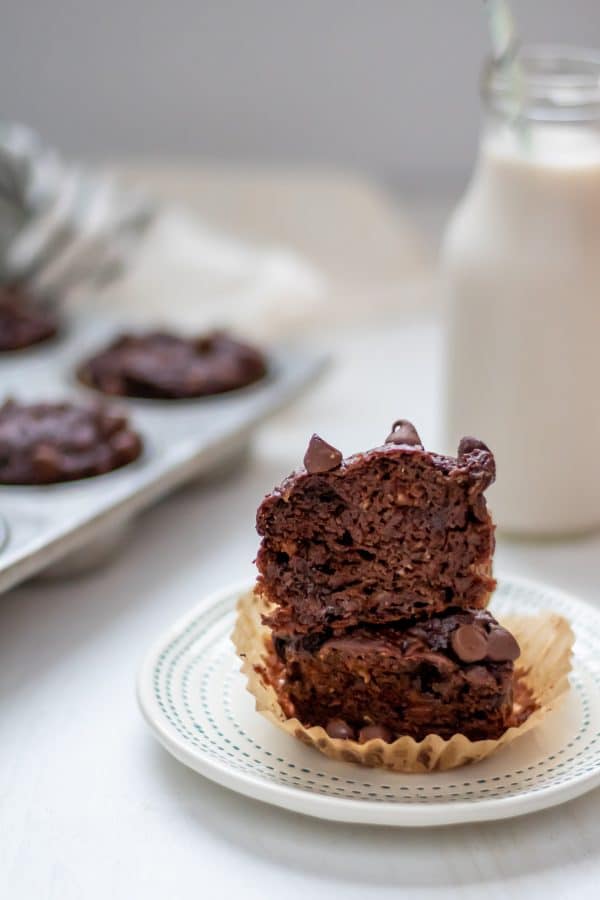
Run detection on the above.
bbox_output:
[272,608,520,742]
[257,427,496,636]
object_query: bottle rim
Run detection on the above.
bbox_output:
[482,44,600,122]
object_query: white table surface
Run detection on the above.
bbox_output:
[2,169,600,900]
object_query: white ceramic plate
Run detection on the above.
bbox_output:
[137,576,600,826]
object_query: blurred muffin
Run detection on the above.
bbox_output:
[77,330,267,399]
[0,399,142,484]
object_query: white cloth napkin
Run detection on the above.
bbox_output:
[83,207,327,340]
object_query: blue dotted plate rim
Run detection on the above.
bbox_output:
[137,575,600,826]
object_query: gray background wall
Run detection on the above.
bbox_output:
[1,1,599,183]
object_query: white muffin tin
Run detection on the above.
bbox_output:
[0,315,326,592]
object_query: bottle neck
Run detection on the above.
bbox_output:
[481,112,600,169]
[482,45,600,125]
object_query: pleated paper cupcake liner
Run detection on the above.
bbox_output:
[232,589,573,773]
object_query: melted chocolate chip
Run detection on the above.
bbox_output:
[385,419,423,448]
[303,434,343,474]
[451,624,488,663]
[457,436,496,488]
[486,626,520,662]
[358,724,394,743]
[458,436,491,458]
[325,718,355,740]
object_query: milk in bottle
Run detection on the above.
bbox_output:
[442,47,600,535]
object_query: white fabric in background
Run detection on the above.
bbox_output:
[91,209,327,339]
[90,165,435,339]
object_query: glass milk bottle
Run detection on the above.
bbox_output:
[442,46,600,536]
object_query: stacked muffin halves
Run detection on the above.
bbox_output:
[254,420,520,742]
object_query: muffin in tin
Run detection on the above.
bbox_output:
[0,399,143,485]
[0,287,59,352]
[77,330,267,400]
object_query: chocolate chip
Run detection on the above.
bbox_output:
[486,626,520,662]
[325,718,355,740]
[457,436,496,487]
[458,436,491,458]
[451,624,488,662]
[303,434,343,474]
[385,419,423,448]
[358,724,394,743]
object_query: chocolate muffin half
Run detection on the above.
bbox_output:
[0,400,143,484]
[272,608,520,742]
[257,422,496,636]
[77,330,267,399]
